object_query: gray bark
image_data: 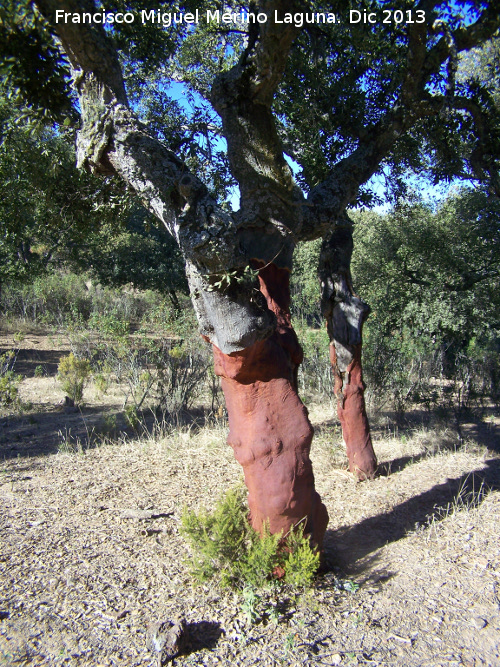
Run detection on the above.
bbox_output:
[319,218,377,479]
[319,218,370,376]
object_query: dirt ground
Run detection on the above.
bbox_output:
[1,332,500,666]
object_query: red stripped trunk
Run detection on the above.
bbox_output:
[212,263,329,547]
[330,340,377,480]
[320,220,377,481]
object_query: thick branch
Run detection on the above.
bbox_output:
[403,261,498,292]
[301,109,407,240]
[400,18,429,103]
[210,0,305,267]
[34,0,280,354]
[422,2,500,81]
[33,0,245,267]
[35,0,126,104]
[444,268,500,292]
[242,0,302,105]
[422,93,500,193]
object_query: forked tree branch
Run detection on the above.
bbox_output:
[299,1,500,241]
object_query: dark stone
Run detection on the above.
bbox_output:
[146,618,188,665]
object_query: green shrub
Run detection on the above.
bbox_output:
[236,523,283,590]
[181,487,248,586]
[283,523,322,588]
[0,370,21,407]
[180,487,320,591]
[1,272,161,328]
[1,273,92,325]
[0,351,21,407]
[57,353,91,404]
[88,312,130,338]
[124,404,140,429]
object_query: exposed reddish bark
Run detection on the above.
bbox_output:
[212,264,329,547]
[320,221,377,481]
[330,340,377,480]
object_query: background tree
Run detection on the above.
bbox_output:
[0,98,99,290]
[0,97,188,307]
[3,0,499,545]
[77,212,188,312]
[351,188,500,416]
[291,187,500,414]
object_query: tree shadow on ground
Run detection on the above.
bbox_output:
[371,406,500,454]
[182,621,224,654]
[7,347,63,377]
[0,405,137,460]
[0,403,218,461]
[1,334,220,460]
[459,416,500,453]
[377,453,430,476]
[323,457,500,576]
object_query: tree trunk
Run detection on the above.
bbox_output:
[329,339,377,480]
[212,263,329,547]
[319,220,377,480]
[167,288,181,315]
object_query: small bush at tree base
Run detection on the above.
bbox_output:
[180,487,248,586]
[180,487,320,592]
[57,353,91,405]
[283,523,323,588]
